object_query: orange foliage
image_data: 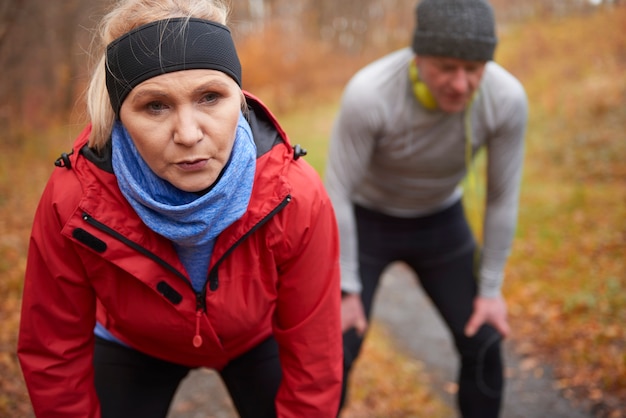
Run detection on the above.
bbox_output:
[234,18,404,114]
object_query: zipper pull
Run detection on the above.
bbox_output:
[193,310,203,348]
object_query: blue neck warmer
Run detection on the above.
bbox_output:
[111,113,256,291]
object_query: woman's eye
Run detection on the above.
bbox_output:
[147,101,166,112]
[201,92,220,103]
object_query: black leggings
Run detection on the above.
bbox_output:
[94,336,281,418]
[341,201,503,418]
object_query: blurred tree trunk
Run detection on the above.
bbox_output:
[0,0,24,51]
[0,0,25,139]
[51,0,88,117]
[0,0,102,141]
[0,0,26,140]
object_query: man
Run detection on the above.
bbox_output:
[325,0,528,417]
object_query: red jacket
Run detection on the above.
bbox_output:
[18,93,342,417]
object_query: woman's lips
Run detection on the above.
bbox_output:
[176,159,208,171]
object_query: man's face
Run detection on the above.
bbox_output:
[415,55,487,113]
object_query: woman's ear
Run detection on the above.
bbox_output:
[240,91,249,117]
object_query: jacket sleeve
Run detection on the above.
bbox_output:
[17,175,101,418]
[271,162,343,418]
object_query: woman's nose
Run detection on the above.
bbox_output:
[173,108,203,146]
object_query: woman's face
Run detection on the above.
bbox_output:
[119,69,242,192]
[415,56,486,113]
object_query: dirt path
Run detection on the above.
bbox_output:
[167,263,594,418]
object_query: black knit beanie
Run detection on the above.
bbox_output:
[411,0,497,61]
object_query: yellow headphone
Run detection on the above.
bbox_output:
[409,59,438,110]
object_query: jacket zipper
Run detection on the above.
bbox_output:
[81,194,292,348]
[205,195,292,292]
[83,212,207,348]
[82,212,190,284]
[192,195,292,348]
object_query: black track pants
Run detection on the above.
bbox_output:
[94,335,281,418]
[340,200,503,418]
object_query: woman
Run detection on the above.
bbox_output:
[17,1,342,417]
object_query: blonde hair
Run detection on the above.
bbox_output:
[86,0,231,150]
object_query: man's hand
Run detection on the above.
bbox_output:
[464,295,510,338]
[341,293,368,335]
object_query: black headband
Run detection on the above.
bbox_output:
[105,17,242,116]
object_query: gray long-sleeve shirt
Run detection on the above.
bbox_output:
[325,48,528,298]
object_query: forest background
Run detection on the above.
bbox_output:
[0,0,624,417]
